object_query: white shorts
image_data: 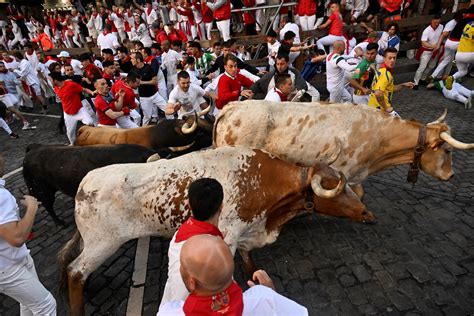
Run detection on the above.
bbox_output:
[30,83,41,96]
[0,94,18,108]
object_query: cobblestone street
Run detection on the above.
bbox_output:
[0,73,473,315]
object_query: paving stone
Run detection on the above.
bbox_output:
[374,270,397,290]
[351,264,372,283]
[428,264,457,287]
[325,284,347,301]
[339,274,357,287]
[442,305,465,316]
[387,290,414,311]
[294,259,315,280]
[398,279,425,299]
[406,262,431,283]
[346,285,368,306]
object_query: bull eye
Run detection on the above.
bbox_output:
[444,149,452,154]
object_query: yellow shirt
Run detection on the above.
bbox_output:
[458,21,474,53]
[368,67,394,109]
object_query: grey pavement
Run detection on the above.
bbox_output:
[0,73,473,315]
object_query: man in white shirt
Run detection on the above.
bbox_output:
[430,12,463,80]
[0,156,57,315]
[58,51,83,76]
[265,73,293,101]
[326,41,357,103]
[97,24,120,54]
[157,234,308,316]
[266,29,281,72]
[12,52,48,113]
[413,15,444,89]
[161,40,183,95]
[279,15,301,44]
[165,71,208,118]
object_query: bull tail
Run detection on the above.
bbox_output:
[57,230,82,295]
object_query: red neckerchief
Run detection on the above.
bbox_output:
[174,217,223,243]
[103,72,114,80]
[274,88,288,101]
[379,62,393,74]
[144,55,154,64]
[147,7,152,15]
[183,281,243,316]
[121,55,131,63]
[103,29,110,35]
[135,22,140,28]
[92,12,98,18]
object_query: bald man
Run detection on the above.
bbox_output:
[326,40,357,103]
[157,235,308,315]
[160,178,224,307]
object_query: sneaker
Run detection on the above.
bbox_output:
[9,133,19,139]
[419,79,428,86]
[445,76,453,90]
[22,122,37,130]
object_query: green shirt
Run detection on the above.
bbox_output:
[195,52,214,78]
[352,58,376,96]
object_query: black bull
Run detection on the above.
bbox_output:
[22,144,162,226]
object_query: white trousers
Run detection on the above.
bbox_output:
[140,92,166,126]
[432,39,459,78]
[129,109,142,126]
[116,116,139,129]
[453,52,474,80]
[317,35,345,53]
[204,22,213,40]
[306,83,320,102]
[0,255,56,316]
[64,107,95,145]
[299,15,316,31]
[414,51,437,84]
[443,82,474,105]
[216,19,231,42]
[329,87,352,103]
[0,117,12,135]
[353,94,369,105]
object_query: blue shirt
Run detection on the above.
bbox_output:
[0,72,20,95]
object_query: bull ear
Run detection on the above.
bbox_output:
[429,139,444,151]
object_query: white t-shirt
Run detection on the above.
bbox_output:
[162,50,182,79]
[421,24,444,46]
[444,19,457,33]
[168,83,206,118]
[70,59,83,75]
[265,88,284,102]
[0,179,29,269]
[349,41,369,59]
[158,285,309,316]
[97,32,120,54]
[3,58,19,71]
[279,23,301,44]
[326,53,356,91]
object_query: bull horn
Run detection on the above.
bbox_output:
[181,111,198,134]
[440,132,474,150]
[146,153,161,163]
[327,138,342,165]
[168,141,196,152]
[427,109,448,126]
[311,171,347,198]
[198,105,211,116]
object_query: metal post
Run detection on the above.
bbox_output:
[253,0,287,60]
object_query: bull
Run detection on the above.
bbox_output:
[214,101,474,219]
[23,144,161,226]
[58,146,367,315]
[75,108,213,154]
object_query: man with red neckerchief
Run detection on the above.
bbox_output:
[111,73,142,126]
[158,234,309,315]
[368,47,414,117]
[160,178,225,308]
[264,73,293,102]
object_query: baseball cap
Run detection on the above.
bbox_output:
[57,51,70,58]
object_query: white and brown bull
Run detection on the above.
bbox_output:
[59,146,367,315]
[214,101,474,219]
